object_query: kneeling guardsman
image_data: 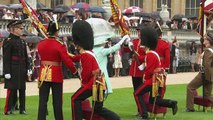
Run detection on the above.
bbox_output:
[71,20,121,120]
[134,26,178,120]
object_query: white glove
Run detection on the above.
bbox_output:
[124,35,131,44]
[5,74,11,79]
[118,35,131,45]
[27,69,32,76]
[128,41,133,51]
[138,64,145,71]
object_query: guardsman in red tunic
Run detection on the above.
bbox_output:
[123,25,146,92]
[155,27,170,97]
[71,20,120,120]
[155,29,170,70]
[37,21,77,120]
[123,38,145,91]
[123,25,146,116]
[134,26,178,120]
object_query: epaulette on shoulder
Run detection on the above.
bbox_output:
[206,48,213,53]
[161,39,169,43]
[55,39,64,45]
[140,45,145,48]
[165,40,169,43]
[132,38,140,41]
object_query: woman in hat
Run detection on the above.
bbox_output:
[189,41,197,72]
[186,32,213,112]
[86,18,130,94]
[134,26,178,119]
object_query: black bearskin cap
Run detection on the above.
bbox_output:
[155,27,162,37]
[140,26,158,50]
[47,21,59,35]
[72,20,94,50]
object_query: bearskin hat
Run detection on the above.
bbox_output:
[156,27,162,37]
[140,26,158,50]
[136,24,144,30]
[72,20,94,50]
[47,21,59,35]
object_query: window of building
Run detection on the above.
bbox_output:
[157,0,171,17]
[185,0,200,17]
[129,0,143,8]
[76,0,90,3]
[51,0,63,8]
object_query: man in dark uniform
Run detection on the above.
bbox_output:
[7,20,20,111]
[37,21,77,120]
[3,20,30,115]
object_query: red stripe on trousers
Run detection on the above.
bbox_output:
[4,89,11,113]
[71,87,89,120]
[134,83,149,115]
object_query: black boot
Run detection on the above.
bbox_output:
[5,110,13,115]
[171,101,178,115]
[20,110,27,115]
[14,105,19,111]
[136,113,148,120]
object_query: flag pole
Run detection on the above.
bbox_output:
[201,0,206,51]
[201,0,206,112]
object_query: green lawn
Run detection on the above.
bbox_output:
[0,84,212,120]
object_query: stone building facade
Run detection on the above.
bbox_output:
[1,0,200,18]
[0,0,203,61]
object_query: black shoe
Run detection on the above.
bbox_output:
[20,110,27,115]
[14,106,19,111]
[141,115,148,120]
[172,101,178,115]
[185,109,195,112]
[135,112,140,117]
[4,111,13,115]
[136,114,148,120]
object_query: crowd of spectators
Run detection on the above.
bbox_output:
[0,7,201,80]
[123,16,199,31]
[0,8,27,20]
[169,18,198,30]
[0,7,104,24]
[0,7,200,31]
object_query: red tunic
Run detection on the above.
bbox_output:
[71,51,99,89]
[155,39,170,69]
[144,51,161,85]
[37,38,77,83]
[123,39,145,77]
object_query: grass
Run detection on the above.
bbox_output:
[0,84,212,120]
